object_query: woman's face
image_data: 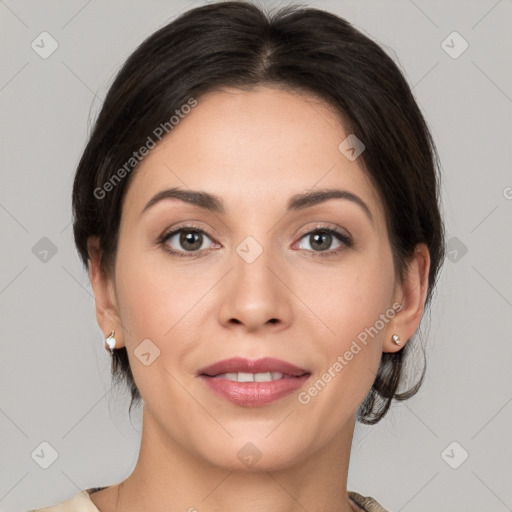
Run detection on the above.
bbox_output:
[103,86,409,470]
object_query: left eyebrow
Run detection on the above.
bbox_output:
[141,186,373,225]
[287,188,374,225]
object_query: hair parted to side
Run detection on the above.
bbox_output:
[72,1,445,424]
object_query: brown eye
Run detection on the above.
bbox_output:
[177,230,204,251]
[307,231,335,252]
[161,227,215,255]
[296,227,352,255]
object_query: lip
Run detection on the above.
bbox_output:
[198,357,309,377]
[198,357,311,407]
[200,374,310,407]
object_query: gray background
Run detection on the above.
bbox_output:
[1,0,511,511]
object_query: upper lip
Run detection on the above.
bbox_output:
[198,357,309,377]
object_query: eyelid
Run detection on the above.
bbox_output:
[295,222,352,242]
[159,222,215,242]
[158,222,219,252]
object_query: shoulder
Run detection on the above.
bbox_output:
[27,489,101,512]
[348,490,391,512]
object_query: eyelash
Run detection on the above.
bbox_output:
[158,223,353,259]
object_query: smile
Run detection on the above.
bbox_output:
[210,371,289,382]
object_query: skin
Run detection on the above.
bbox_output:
[87,86,430,512]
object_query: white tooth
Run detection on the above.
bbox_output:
[218,372,237,380]
[216,372,285,382]
[254,372,272,382]
[237,372,255,382]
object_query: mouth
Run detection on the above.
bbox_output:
[206,371,295,382]
[198,356,310,379]
[197,357,311,407]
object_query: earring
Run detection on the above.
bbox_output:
[104,331,117,354]
[392,334,401,346]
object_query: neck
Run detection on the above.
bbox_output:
[106,406,359,512]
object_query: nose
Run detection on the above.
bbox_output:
[217,244,293,333]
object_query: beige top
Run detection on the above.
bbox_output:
[29,487,389,512]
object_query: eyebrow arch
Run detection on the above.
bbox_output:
[141,187,373,224]
[288,188,373,224]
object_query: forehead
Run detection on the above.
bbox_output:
[123,86,385,228]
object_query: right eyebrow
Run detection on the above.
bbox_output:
[141,188,225,216]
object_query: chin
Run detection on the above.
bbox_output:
[197,437,309,473]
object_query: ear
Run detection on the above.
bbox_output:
[87,236,125,349]
[383,243,431,353]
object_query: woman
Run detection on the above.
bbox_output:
[31,1,444,511]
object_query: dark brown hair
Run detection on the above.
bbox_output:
[72,1,445,424]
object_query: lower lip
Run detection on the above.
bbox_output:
[199,374,310,407]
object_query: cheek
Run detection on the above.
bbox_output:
[296,269,394,427]
[313,252,395,336]
[113,251,201,399]
[114,236,199,336]
[310,247,395,380]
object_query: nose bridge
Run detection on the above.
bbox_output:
[231,212,278,282]
[218,231,291,330]
[234,233,279,303]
